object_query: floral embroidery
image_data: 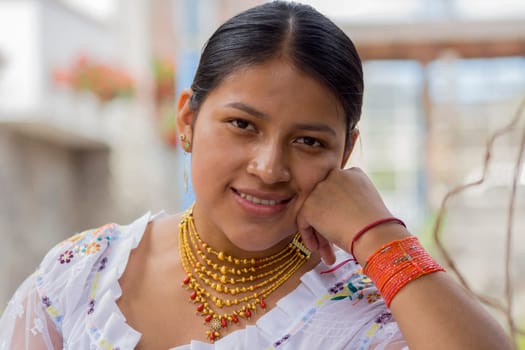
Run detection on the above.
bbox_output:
[35,272,62,325]
[23,222,126,348]
[35,282,63,326]
[60,232,86,246]
[83,224,125,347]
[86,255,110,316]
[375,312,394,325]
[83,257,123,347]
[94,223,118,243]
[37,224,119,328]
[86,242,101,255]
[54,222,117,327]
[355,312,398,349]
[99,338,120,350]
[42,296,52,307]
[88,325,122,350]
[57,223,118,262]
[273,333,291,347]
[58,250,74,264]
[366,291,381,304]
[328,271,374,304]
[329,281,345,294]
[266,261,391,350]
[87,299,95,315]
[98,257,108,271]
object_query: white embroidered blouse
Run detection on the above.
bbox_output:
[0,212,409,350]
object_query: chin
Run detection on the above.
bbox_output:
[228,232,293,254]
[232,239,275,252]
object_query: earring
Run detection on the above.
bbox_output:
[180,134,191,151]
[183,155,189,193]
[180,134,190,192]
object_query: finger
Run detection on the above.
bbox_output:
[297,212,319,251]
[301,227,319,252]
[317,233,336,265]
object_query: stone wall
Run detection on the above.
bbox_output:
[0,127,113,307]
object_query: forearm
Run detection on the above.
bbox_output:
[390,271,512,350]
[353,225,513,350]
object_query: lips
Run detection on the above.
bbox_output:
[232,188,292,206]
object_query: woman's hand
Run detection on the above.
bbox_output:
[297,168,514,350]
[296,167,400,265]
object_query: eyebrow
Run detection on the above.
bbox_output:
[225,102,268,119]
[225,101,337,136]
[294,123,336,136]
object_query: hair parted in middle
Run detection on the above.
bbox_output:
[189,1,363,151]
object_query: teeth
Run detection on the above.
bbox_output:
[238,191,283,206]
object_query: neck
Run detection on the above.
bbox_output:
[178,203,317,343]
[191,202,300,259]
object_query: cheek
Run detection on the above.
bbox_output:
[292,155,339,196]
[190,131,245,190]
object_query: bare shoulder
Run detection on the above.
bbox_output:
[143,212,183,256]
[118,212,184,296]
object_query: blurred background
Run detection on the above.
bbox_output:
[0,0,524,345]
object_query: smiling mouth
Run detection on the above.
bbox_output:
[232,188,291,206]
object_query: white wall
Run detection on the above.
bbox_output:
[0,1,41,112]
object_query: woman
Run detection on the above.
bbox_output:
[0,2,512,349]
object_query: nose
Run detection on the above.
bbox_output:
[247,141,291,184]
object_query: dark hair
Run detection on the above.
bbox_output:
[190,1,363,150]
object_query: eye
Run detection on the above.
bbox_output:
[230,119,256,131]
[295,136,323,148]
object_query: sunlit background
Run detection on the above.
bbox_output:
[1,0,524,345]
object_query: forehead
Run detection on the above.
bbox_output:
[203,59,345,127]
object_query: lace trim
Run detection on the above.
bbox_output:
[84,212,152,349]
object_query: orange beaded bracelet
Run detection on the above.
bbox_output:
[363,236,445,307]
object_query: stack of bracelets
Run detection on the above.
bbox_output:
[352,218,445,307]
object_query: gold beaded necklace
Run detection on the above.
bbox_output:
[179,206,311,342]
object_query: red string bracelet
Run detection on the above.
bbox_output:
[350,217,406,258]
[319,258,356,274]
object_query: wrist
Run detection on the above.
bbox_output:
[362,236,445,306]
[352,223,410,265]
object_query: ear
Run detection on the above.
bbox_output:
[176,88,195,152]
[341,128,359,168]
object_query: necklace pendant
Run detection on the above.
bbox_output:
[210,317,222,331]
[207,317,226,342]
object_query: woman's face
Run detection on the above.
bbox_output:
[178,59,352,255]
